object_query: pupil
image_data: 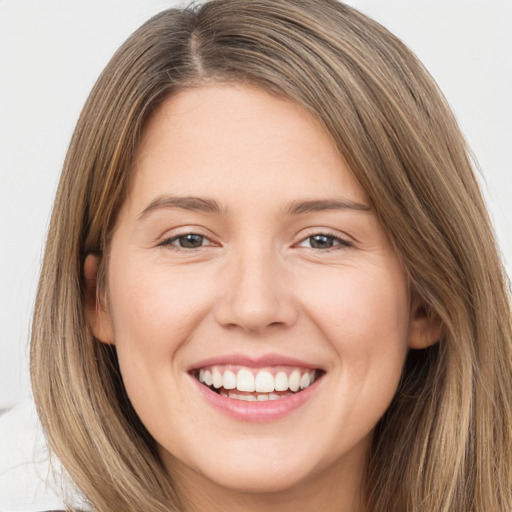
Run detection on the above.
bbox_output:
[180,234,203,248]
[310,235,333,249]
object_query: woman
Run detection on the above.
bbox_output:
[28,0,511,510]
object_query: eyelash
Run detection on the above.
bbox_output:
[157,231,353,252]
[297,232,353,250]
[158,233,214,250]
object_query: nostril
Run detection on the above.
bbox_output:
[213,272,299,332]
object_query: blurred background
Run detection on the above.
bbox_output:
[1,0,511,410]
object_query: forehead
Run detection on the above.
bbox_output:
[127,84,368,212]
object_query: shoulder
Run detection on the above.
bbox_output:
[0,399,91,512]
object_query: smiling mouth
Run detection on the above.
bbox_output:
[193,365,322,401]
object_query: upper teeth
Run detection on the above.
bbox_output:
[197,366,317,393]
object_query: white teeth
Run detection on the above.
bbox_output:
[204,369,213,387]
[239,394,257,401]
[274,371,289,391]
[197,365,319,397]
[289,370,300,392]
[223,370,237,390]
[255,370,274,392]
[237,368,256,392]
[212,367,223,389]
[300,372,310,390]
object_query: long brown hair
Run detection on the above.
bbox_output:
[31,1,512,510]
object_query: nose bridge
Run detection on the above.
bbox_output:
[215,239,297,333]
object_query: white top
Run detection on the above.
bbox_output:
[0,399,90,512]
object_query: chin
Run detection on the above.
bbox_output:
[199,462,313,495]
[163,440,325,496]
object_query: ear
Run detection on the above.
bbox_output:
[84,254,115,345]
[407,294,442,349]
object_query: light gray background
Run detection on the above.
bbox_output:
[1,0,511,409]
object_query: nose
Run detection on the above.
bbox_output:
[214,245,299,333]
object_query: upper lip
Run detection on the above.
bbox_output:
[188,353,325,372]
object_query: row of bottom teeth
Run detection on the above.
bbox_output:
[218,389,293,401]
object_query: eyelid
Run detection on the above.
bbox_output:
[154,227,354,251]
[294,230,354,250]
[157,228,218,250]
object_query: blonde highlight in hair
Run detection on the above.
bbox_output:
[31,1,512,510]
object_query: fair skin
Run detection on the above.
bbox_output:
[85,84,439,512]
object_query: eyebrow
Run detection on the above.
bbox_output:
[137,195,372,220]
[282,198,372,215]
[138,196,225,219]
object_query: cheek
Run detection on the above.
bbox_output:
[105,259,217,409]
[108,260,213,350]
[309,270,409,441]
[105,260,216,433]
[303,263,409,338]
[298,263,410,390]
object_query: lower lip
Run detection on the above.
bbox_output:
[191,374,322,422]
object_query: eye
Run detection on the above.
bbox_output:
[298,233,352,250]
[159,233,213,250]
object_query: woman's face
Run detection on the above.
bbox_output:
[87,84,435,506]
